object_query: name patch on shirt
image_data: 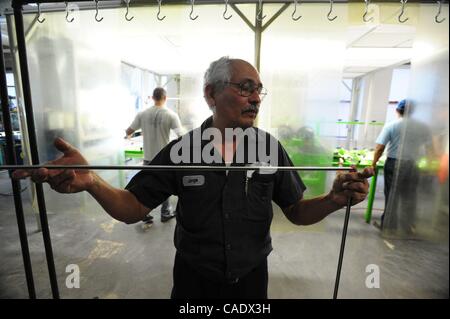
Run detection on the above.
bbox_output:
[182,175,205,187]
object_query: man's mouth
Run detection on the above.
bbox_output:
[242,106,259,116]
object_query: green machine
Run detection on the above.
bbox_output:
[332,147,388,224]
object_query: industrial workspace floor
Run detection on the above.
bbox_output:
[0,169,448,299]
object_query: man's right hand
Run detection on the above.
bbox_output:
[371,161,377,170]
[12,137,95,193]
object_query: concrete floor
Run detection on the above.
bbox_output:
[0,169,448,299]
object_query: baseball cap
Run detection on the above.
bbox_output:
[396,99,407,111]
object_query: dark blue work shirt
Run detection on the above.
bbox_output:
[126,117,306,283]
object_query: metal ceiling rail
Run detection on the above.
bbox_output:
[6,1,448,14]
[9,0,448,5]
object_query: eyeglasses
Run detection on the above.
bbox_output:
[225,81,267,99]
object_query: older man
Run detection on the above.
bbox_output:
[13,57,372,299]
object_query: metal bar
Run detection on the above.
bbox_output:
[6,12,39,56]
[255,2,262,72]
[12,3,60,299]
[9,1,445,7]
[5,14,41,233]
[333,196,352,299]
[0,24,36,300]
[261,2,290,32]
[229,3,255,32]
[2,164,354,171]
[4,0,447,16]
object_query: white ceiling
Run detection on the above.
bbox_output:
[343,24,416,78]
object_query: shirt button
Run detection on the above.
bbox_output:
[227,272,239,283]
[226,243,232,250]
[224,213,230,219]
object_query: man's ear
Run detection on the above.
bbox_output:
[204,85,216,108]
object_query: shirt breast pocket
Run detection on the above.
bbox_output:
[245,173,274,221]
[180,175,208,199]
[179,174,211,229]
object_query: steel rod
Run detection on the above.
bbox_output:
[12,3,60,299]
[4,1,446,16]
[9,0,443,7]
[1,165,354,171]
[333,196,352,299]
[0,23,36,299]
[8,1,364,7]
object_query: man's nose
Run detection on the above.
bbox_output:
[248,90,261,105]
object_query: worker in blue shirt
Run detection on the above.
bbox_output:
[372,99,433,232]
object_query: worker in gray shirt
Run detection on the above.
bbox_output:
[126,87,183,224]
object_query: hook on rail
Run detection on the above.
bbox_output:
[363,0,373,22]
[223,0,232,20]
[37,3,46,23]
[257,0,266,21]
[292,0,302,21]
[398,0,409,23]
[124,0,134,21]
[94,0,104,22]
[189,0,199,20]
[65,2,74,23]
[435,1,446,23]
[157,0,166,21]
[327,0,337,21]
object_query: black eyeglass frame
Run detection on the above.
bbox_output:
[224,81,268,98]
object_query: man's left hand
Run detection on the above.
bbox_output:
[328,166,374,206]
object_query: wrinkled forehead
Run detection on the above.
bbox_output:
[230,60,261,84]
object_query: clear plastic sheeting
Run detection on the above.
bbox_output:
[22,10,130,217]
[260,3,347,198]
[174,4,255,130]
[382,4,449,242]
[260,4,346,141]
[14,4,255,298]
[19,5,255,210]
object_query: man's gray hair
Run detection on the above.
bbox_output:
[203,56,233,93]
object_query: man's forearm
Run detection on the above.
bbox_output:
[372,151,382,166]
[87,173,150,224]
[287,194,344,225]
[372,144,385,167]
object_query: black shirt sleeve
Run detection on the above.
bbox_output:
[272,142,307,209]
[125,140,178,210]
